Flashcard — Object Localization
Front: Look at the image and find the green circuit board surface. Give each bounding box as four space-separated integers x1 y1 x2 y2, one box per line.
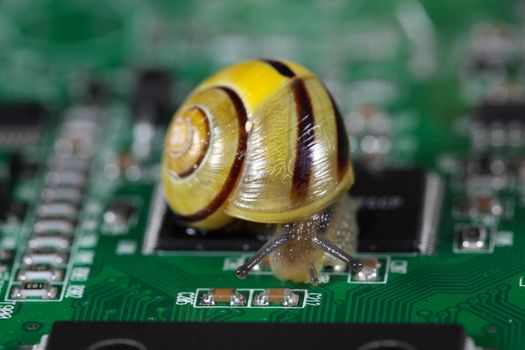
0 0 524 349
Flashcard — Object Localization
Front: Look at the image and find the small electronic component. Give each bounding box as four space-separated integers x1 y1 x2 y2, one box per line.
6 152 23 179
0 249 13 261
472 101 525 148
0 182 10 221
519 157 525 184
84 79 111 105
17 264 63 282
50 155 91 172
4 202 28 225
8 152 39 179
55 106 100 158
462 23 522 106
28 233 71 250
42 187 83 204
116 152 133 173
455 226 491 252
45 171 87 188
0 154 28 224
454 195 504 218
132 68 174 123
131 69 173 162
346 104 392 165
353 258 381 282
33 220 75 235
45 322 473 350
462 153 511 190
102 199 138 234
104 152 140 180
200 288 246 306
11 282 58 300
0 102 47 145
23 248 68 265
464 23 516 75
37 203 78 220
253 288 300 307
350 166 443 254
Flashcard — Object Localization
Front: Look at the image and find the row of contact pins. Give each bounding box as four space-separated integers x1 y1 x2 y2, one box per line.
10 107 100 300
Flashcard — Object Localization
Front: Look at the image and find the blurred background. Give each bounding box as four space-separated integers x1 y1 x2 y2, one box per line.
0 0 520 167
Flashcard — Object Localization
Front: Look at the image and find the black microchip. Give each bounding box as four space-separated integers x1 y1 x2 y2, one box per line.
131 69 174 124
0 183 10 221
0 102 46 128
474 101 525 126
350 166 442 254
0 102 47 144
155 204 267 251
85 79 112 104
465 152 505 176
466 53 520 75
0 153 30 223
7 152 36 180
46 322 469 350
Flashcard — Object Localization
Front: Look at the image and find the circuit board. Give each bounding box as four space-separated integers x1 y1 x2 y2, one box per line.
0 0 524 349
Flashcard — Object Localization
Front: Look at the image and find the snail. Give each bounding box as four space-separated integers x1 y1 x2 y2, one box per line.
161 59 362 284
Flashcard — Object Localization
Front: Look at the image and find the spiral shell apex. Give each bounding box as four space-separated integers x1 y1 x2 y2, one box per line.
162 59 354 229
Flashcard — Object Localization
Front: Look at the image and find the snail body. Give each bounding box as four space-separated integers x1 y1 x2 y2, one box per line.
162 59 361 283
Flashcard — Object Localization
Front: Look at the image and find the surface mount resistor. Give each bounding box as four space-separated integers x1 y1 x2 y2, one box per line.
200 288 246 306
11 282 58 300
28 233 71 250
33 220 75 235
253 288 299 307
23 248 68 265
17 264 63 282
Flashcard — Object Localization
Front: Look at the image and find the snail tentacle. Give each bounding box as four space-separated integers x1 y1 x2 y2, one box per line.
311 235 363 272
236 233 289 279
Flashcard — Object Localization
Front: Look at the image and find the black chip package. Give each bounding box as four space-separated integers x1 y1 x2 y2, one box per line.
474 101 525 126
46 322 469 350
0 102 47 144
0 182 10 221
132 68 174 124
149 204 267 252
147 166 443 254
0 102 46 127
350 166 443 254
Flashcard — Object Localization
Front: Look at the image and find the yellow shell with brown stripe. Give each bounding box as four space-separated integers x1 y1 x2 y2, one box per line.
161 59 354 229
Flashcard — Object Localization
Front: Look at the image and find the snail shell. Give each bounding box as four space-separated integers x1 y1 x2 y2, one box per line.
162 59 354 229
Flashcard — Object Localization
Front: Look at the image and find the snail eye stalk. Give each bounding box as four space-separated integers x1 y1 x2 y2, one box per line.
311 235 363 272
236 233 289 279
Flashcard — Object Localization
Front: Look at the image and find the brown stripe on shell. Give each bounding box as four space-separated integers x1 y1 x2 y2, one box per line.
326 91 350 180
174 86 248 222
291 78 315 203
261 59 296 78
176 106 211 178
